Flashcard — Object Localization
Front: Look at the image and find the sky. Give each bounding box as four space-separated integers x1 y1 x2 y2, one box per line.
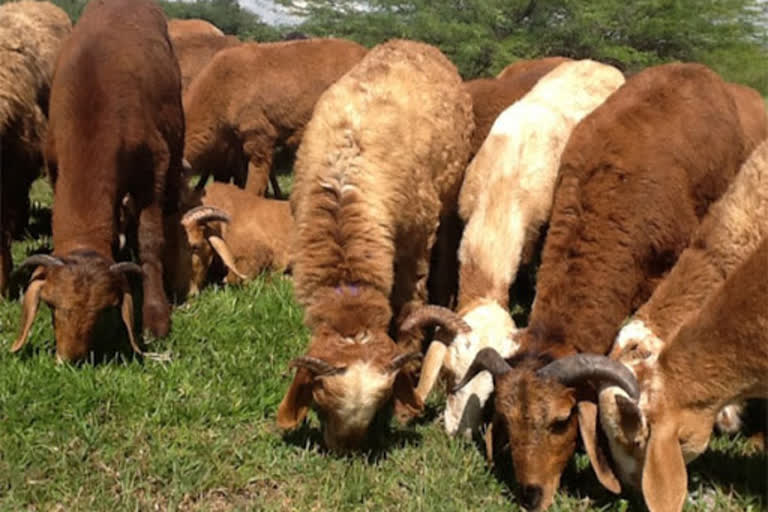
237 0 303 25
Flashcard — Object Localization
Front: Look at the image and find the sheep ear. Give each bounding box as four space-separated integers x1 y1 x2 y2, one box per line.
120 290 143 355
277 367 314 430
11 278 46 353
578 400 621 494
392 370 424 424
642 421 687 512
207 235 247 280
484 420 495 466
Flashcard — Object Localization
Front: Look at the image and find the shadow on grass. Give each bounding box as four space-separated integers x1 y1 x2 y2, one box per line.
281 401 424 463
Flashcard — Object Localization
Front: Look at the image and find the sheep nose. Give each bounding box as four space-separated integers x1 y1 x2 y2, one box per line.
520 484 542 510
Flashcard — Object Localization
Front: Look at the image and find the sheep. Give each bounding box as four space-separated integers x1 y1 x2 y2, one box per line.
596 138 768 490
0 1 71 297
183 38 367 197
465 57 571 156
170 31 240 91
496 56 572 81
276 39 473 452
402 60 625 439
167 18 223 38
578 234 768 512
11 0 184 361
164 182 294 300
452 63 749 511
727 82 768 153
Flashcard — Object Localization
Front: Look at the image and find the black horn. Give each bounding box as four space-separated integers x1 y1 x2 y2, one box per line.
452 347 512 393
18 254 64 268
401 305 471 337
387 352 423 373
110 262 144 276
290 356 345 377
536 354 640 399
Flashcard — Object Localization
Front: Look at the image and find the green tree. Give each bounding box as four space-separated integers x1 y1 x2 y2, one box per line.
279 0 768 92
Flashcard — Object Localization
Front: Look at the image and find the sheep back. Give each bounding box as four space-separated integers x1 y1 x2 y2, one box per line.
291 39 473 308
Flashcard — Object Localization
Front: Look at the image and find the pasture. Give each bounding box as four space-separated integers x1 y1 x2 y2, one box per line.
0 179 764 511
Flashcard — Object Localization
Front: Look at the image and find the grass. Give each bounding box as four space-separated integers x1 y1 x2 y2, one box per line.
0 179 765 511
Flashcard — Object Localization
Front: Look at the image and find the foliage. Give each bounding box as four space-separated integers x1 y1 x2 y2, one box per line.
278 0 768 92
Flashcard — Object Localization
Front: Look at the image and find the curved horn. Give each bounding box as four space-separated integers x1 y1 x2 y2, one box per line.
110 262 144 276
387 351 422 373
536 354 640 399
181 206 231 227
289 356 344 377
18 254 64 268
452 347 512 393
401 305 471 338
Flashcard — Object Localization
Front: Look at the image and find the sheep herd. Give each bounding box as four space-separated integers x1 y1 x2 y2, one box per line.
1 0 766 510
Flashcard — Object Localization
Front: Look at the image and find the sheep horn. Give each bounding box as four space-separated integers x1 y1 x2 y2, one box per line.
290 356 345 377
400 305 471 337
387 351 422 373
18 254 64 268
452 347 512 393
536 354 640 399
181 206 231 227
110 262 144 276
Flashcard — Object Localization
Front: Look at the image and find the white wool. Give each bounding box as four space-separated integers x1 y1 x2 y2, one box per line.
329 361 394 432
443 301 519 437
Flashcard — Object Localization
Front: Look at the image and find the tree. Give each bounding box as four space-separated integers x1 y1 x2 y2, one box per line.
278 0 768 92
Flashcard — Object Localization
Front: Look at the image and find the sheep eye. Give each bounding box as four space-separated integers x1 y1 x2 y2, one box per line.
550 413 572 433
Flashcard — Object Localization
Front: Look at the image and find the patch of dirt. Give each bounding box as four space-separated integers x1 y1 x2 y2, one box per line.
176 479 292 511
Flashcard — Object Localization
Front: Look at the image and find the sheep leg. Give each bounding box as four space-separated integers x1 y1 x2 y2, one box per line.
241 124 277 197
138 202 171 338
0 231 9 298
393 228 436 354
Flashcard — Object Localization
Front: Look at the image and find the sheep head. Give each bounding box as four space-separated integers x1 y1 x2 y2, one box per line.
277 285 423 452
402 300 518 437
11 252 143 362
165 206 245 299
456 347 639 511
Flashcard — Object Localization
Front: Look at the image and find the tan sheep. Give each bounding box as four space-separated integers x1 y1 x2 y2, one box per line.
496 56 573 80
167 18 223 38
277 39 473 452
0 0 71 297
183 38 367 197
727 82 768 153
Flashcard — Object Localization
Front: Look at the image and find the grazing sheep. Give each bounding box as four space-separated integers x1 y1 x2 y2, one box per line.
465 57 571 155
454 63 748 511
183 38 367 197
12 0 184 361
277 39 473 452
164 182 294 300
582 234 768 512
598 138 768 489
167 18 223 38
727 82 768 153
404 60 625 439
496 56 573 81
0 0 71 297
170 31 240 91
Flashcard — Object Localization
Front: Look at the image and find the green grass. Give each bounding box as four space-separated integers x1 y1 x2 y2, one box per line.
0 180 765 511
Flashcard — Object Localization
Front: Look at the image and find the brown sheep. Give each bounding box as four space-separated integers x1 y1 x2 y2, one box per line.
12 0 184 362
170 32 240 91
0 1 71 297
454 63 748 510
496 56 572 80
164 182 294 300
727 82 768 153
183 38 368 197
167 18 223 38
599 138 768 489
277 39 473 452
588 234 768 512
465 57 571 156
